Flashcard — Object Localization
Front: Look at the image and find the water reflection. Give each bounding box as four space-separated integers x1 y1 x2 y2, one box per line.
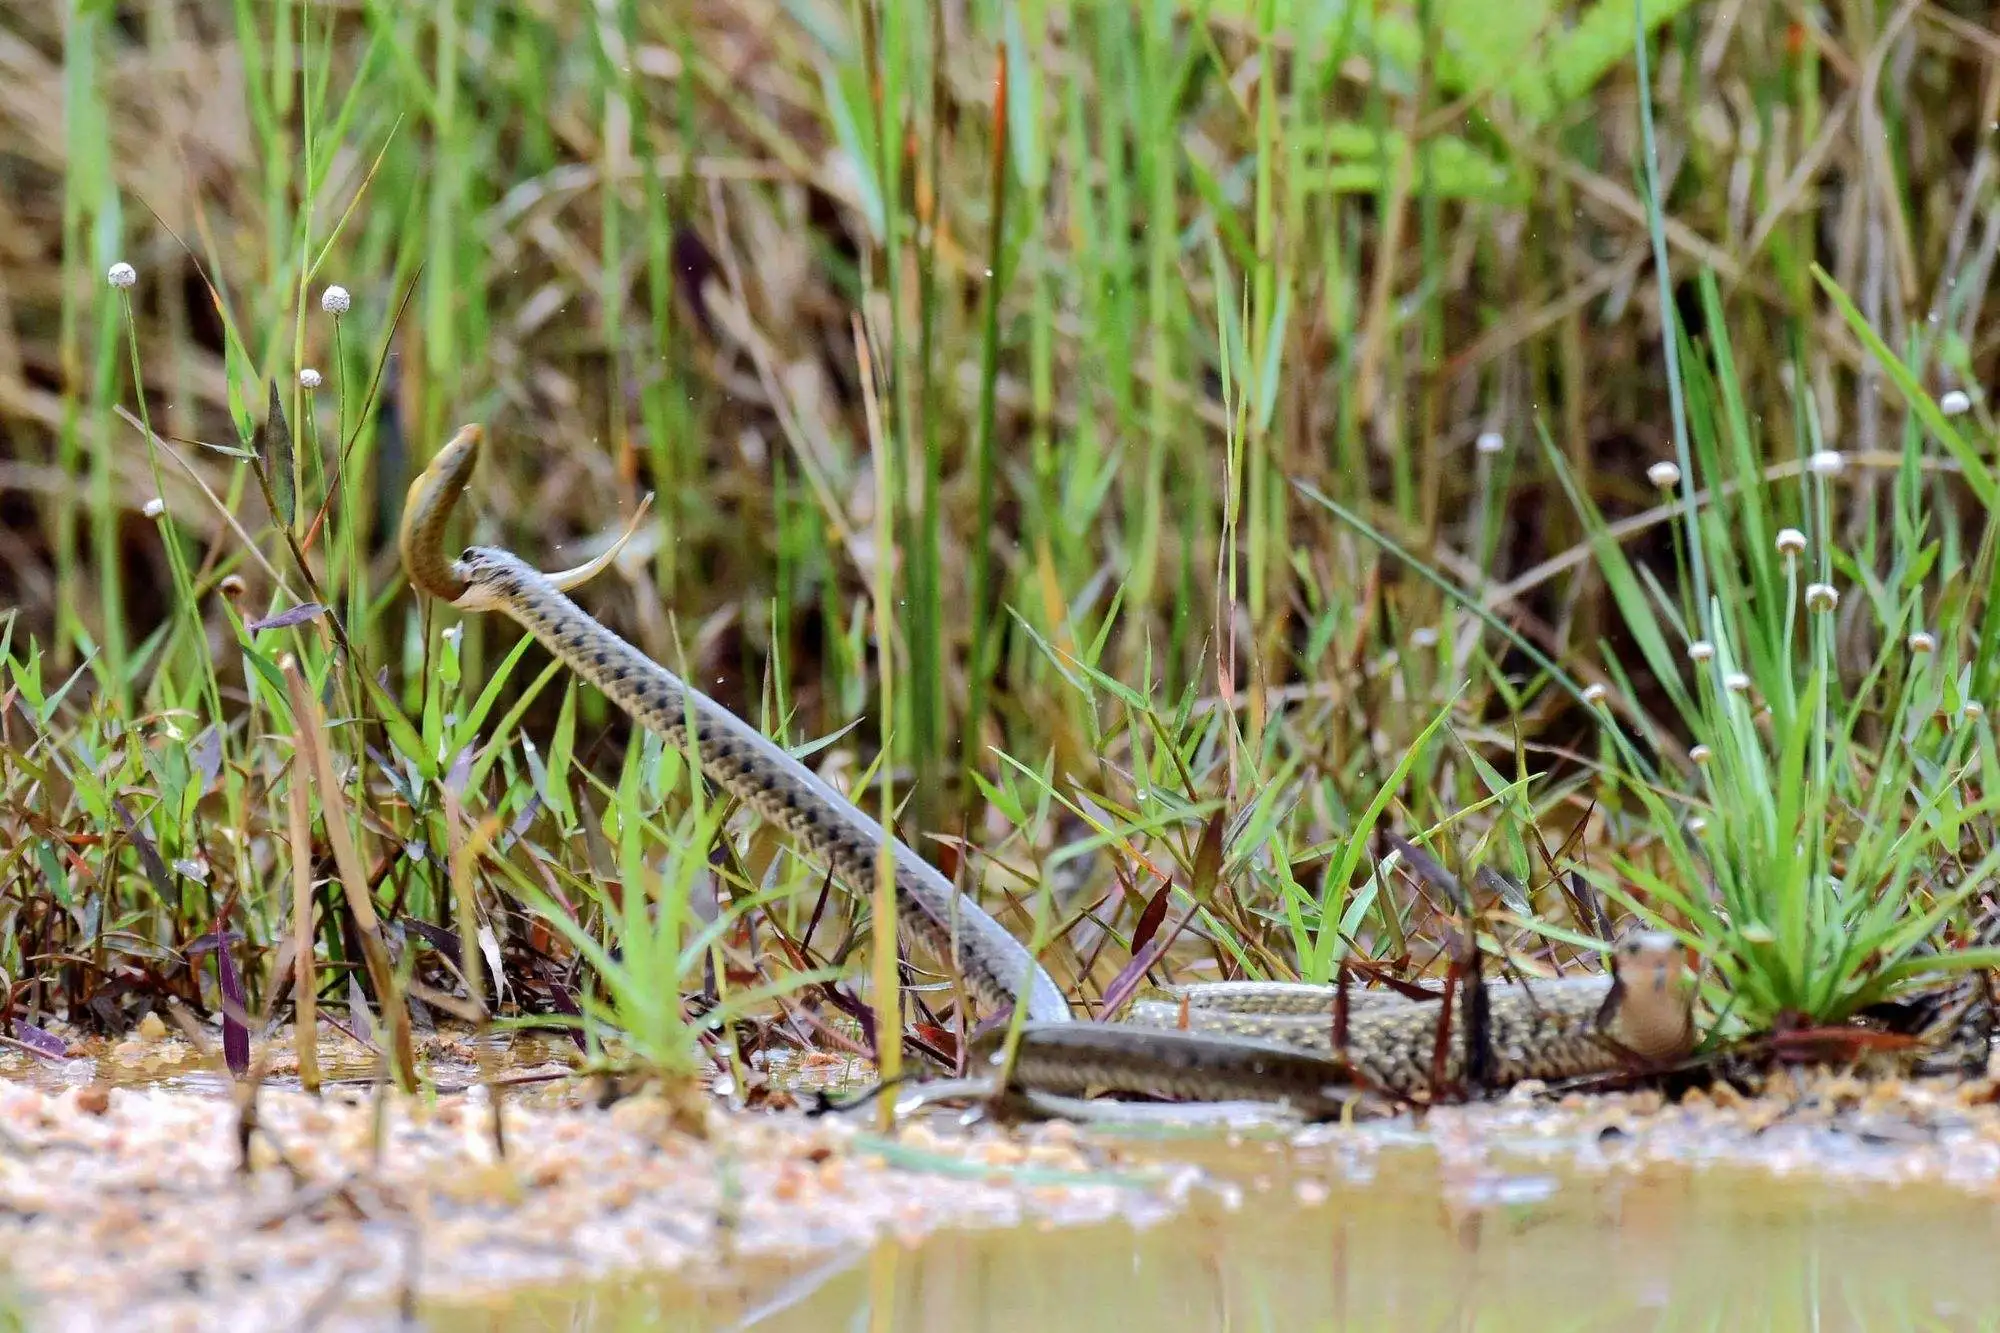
428 1137 2000 1332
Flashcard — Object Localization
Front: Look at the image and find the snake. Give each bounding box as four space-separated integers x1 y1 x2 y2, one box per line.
1113 934 1695 1098
401 425 1069 1026
400 425 1698 1115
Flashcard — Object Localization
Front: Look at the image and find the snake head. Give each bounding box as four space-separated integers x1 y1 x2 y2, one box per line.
401 423 655 608
1605 929 1696 1062
400 424 483 603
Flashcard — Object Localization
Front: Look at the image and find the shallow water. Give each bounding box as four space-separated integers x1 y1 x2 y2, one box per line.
425 1130 2000 1332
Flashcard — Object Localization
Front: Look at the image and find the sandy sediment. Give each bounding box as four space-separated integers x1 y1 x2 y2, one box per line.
0 1063 1206 1331
9 1033 2000 1331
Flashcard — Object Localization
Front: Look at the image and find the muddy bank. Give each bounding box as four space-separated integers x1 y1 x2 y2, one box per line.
8 1036 2000 1330
0 1037 1194 1332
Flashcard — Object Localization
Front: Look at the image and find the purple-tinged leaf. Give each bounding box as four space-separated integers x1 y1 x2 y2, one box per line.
185 928 247 955
190 725 222 789
1190 810 1226 896
1128 877 1173 959
545 980 587 1053
1100 895 1199 1019
367 744 418 806
671 226 722 335
1385 832 1469 914
245 602 327 633
7 1019 68 1060
499 791 543 853
346 976 376 1047
215 938 250 1077
255 380 295 529
402 917 462 967
190 923 251 1077
444 744 474 800
112 797 176 903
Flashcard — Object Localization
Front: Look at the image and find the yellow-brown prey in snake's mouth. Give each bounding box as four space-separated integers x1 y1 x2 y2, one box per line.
401 425 1698 1116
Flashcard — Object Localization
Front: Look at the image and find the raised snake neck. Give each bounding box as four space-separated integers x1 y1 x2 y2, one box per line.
400 425 1069 1025
401 425 1695 1108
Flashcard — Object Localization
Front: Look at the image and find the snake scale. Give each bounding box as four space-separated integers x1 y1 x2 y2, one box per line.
401 425 1697 1115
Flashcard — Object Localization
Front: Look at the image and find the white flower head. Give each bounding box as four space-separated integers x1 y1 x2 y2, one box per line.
1940 390 1973 418
1724 671 1751 693
1581 682 1609 706
1409 626 1440 649
299 367 322 390
107 261 137 289
320 285 352 316
1475 430 1506 455
1776 527 1807 557
1965 701 1987 723
1687 815 1709 835
1908 631 1936 655
1808 450 1845 477
1805 582 1839 613
1646 460 1682 490
1689 744 1712 765
1686 640 1716 664
142 497 165 519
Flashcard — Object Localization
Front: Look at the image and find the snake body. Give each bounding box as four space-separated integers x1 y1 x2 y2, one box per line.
402 425 1696 1112
981 1023 1362 1118
1119 934 1693 1099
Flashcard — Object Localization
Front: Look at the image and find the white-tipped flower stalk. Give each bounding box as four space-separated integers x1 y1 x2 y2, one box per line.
1646 460 1682 490
320 285 352 316
1805 582 1839 613
1965 701 1986 723
1689 744 1712 766
1940 389 1972 417
1409 626 1440 649
1686 640 1715 664
1475 430 1506 455
299 367 322 390
1808 450 1845 477
1776 527 1807 558
1723 671 1751 694
107 261 137 289
1581 682 1609 706
1908 631 1936 655
1687 815 1709 836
